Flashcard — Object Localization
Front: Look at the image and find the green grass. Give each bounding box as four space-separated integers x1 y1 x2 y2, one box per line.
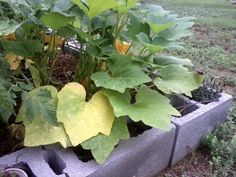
152 0 236 97
150 0 236 176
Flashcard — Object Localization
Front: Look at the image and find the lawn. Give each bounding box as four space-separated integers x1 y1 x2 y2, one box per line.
148 0 236 176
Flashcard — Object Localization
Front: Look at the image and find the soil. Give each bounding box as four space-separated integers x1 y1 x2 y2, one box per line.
156 147 212 177
51 52 78 89
0 123 24 157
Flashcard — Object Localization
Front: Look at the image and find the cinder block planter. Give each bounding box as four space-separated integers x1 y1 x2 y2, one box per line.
0 93 233 176
170 93 233 165
0 126 176 177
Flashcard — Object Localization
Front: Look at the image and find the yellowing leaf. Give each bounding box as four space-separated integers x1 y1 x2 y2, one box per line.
115 39 131 55
57 82 115 146
5 54 23 70
17 86 71 148
43 34 63 47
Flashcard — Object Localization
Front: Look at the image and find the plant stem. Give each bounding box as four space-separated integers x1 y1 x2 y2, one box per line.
125 41 134 55
20 73 31 85
138 46 146 56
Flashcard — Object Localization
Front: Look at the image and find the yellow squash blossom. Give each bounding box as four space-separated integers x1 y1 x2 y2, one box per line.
115 39 131 55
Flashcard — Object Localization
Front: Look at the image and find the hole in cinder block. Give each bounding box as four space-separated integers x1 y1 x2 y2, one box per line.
44 150 66 175
72 145 94 162
7 162 36 177
127 121 152 137
170 95 199 116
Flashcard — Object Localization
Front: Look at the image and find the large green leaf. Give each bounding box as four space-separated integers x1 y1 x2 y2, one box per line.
159 22 194 41
136 32 179 53
127 13 150 40
0 55 12 79
18 86 58 125
57 82 115 146
72 0 118 19
82 118 130 164
17 86 70 147
154 56 193 67
1 40 43 57
0 79 13 122
91 55 151 93
40 12 75 30
154 64 204 96
149 22 174 34
0 19 19 36
147 15 175 34
117 0 137 13
104 86 180 130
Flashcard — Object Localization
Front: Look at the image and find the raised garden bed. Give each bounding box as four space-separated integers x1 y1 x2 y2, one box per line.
0 93 232 177
170 93 233 165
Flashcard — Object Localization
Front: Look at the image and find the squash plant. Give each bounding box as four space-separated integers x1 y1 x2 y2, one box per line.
0 0 204 163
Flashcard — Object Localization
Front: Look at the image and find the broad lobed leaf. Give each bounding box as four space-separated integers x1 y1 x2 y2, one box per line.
91 55 151 93
104 86 180 130
154 64 204 96
57 82 115 146
17 86 71 147
82 118 130 164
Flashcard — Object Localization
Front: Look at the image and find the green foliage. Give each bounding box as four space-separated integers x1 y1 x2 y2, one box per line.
0 54 12 79
17 86 58 125
1 40 44 57
40 12 75 30
104 86 180 130
0 19 19 36
154 64 204 96
91 55 151 93
0 79 14 122
0 0 204 164
72 0 118 19
82 118 130 164
17 85 71 147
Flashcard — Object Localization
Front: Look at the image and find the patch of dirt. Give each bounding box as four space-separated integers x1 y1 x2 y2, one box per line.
0 123 24 157
210 68 236 97
156 148 212 177
213 68 236 78
192 24 210 35
51 53 78 88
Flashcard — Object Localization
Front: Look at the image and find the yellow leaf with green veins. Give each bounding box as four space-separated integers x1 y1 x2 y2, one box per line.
57 82 115 146
17 86 71 148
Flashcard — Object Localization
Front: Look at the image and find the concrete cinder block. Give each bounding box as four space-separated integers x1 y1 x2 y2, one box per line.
170 93 233 165
1 93 231 176
0 147 65 177
46 127 176 177
86 126 176 177
44 144 99 177
0 126 176 177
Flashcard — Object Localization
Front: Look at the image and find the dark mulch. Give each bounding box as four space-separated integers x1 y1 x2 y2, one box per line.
157 147 212 177
0 123 24 157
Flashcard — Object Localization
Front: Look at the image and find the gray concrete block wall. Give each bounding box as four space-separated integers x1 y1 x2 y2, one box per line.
0 127 176 177
170 93 233 165
87 126 176 177
0 93 232 177
0 147 65 177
